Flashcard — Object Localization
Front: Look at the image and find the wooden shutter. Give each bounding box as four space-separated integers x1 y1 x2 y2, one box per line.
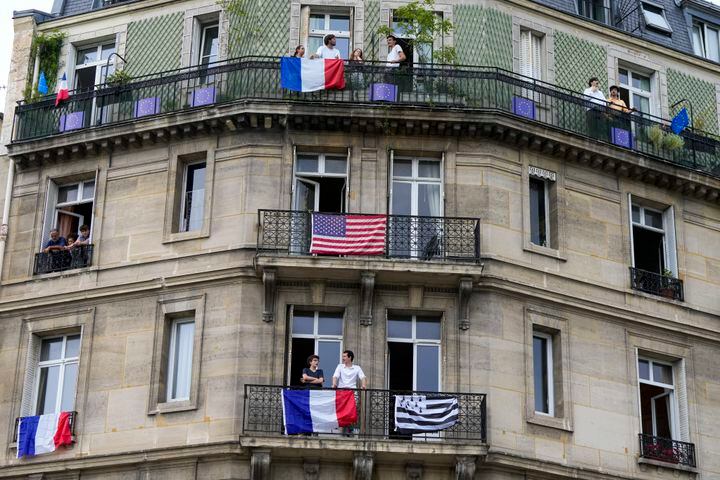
531 33 543 80
675 359 690 442
387 149 394 214
519 30 532 78
628 194 635 267
41 179 59 249
663 206 678 276
20 334 41 417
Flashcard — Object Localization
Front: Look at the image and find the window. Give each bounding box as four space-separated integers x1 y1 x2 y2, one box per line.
74 42 116 91
288 309 343 388
308 11 351 59
693 20 720 61
519 30 543 80
528 166 557 249
640 2 672 33
179 162 206 232
197 23 219 66
577 0 610 24
532 332 553 416
35 334 81 415
638 357 677 439
629 196 677 276
42 177 96 250
293 151 348 213
166 318 195 402
386 314 441 392
391 13 433 64
618 67 653 116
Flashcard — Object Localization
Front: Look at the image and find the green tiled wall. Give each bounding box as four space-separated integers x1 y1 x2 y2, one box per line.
364 0 381 61
125 12 183 77
667 69 718 134
554 31 607 91
228 1 290 57
454 6 512 69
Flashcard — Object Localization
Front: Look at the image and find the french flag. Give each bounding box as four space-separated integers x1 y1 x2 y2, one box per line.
282 389 357 434
17 412 73 458
55 73 69 106
280 57 345 92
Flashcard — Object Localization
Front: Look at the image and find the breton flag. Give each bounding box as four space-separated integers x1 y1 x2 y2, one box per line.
55 73 70 106
394 395 459 434
17 412 73 458
310 213 387 255
280 57 345 92
282 389 358 434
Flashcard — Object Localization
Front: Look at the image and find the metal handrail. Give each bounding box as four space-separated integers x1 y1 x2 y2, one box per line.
629 266 684 301
639 433 696 468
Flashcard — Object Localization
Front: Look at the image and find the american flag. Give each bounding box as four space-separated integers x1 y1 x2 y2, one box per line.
310 213 387 255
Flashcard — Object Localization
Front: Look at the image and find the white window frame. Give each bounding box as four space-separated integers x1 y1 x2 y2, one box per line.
166 317 195 402
307 10 352 60
33 334 80 415
577 0 611 24
288 308 344 387
532 331 554 416
197 22 219 66
519 30 543 80
42 177 97 249
692 20 720 61
74 42 116 89
390 156 444 217
386 315 442 392
529 174 551 248
618 66 654 116
637 357 679 439
628 195 677 276
640 2 672 33
179 161 207 233
292 151 349 212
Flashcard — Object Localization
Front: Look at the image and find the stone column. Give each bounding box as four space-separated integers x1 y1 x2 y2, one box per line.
251 449 271 480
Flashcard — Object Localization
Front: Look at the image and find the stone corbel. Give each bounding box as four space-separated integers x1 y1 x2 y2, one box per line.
405 463 423 480
251 449 271 480
359 271 375 326
458 276 473 330
353 452 374 480
303 458 320 480
262 269 277 323
455 456 476 480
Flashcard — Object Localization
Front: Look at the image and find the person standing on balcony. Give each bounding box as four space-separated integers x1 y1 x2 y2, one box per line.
386 35 406 67
292 45 306 58
332 350 367 389
313 34 342 59
42 228 67 253
74 224 91 247
349 48 365 96
301 354 325 388
583 77 609 141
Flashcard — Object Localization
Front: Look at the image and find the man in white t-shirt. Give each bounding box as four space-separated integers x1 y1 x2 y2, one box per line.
332 350 367 389
313 34 342 60
386 34 406 67
582 76 609 141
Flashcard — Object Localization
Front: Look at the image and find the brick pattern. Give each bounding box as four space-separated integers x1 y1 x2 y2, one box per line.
667 69 719 134
554 31 607 92
228 1 290 57
364 0 381 61
455 6 512 69
125 12 184 77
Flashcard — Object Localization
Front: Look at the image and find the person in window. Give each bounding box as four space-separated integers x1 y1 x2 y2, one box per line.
43 228 67 253
74 224 90 247
292 45 305 58
386 35 406 68
312 34 341 59
583 77 608 141
301 354 324 388
332 350 367 389
65 233 78 250
608 85 633 113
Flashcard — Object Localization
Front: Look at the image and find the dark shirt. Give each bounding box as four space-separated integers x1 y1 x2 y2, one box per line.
44 237 67 249
303 368 324 388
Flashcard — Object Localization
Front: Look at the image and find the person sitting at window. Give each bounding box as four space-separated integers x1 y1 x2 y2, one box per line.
42 228 67 253
74 224 90 247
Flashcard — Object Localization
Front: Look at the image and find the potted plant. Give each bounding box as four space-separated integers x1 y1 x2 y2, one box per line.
658 269 676 299
105 69 133 86
662 132 685 151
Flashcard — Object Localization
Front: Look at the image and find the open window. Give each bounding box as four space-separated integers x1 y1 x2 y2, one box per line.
305 9 352 59
42 178 96 248
577 0 611 24
628 195 677 276
640 2 672 34
287 307 344 388
72 40 117 126
693 20 720 61
638 357 677 440
292 149 349 213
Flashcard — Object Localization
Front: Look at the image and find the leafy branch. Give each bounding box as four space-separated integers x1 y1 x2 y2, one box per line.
23 31 66 102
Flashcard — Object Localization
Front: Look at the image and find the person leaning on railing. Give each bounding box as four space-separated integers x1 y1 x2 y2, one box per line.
608 85 636 132
583 77 609 142
42 228 67 253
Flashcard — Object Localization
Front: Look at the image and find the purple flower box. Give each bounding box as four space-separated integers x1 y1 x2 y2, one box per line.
368 83 397 102
191 87 216 107
512 96 535 120
58 112 84 132
611 127 633 148
134 97 161 118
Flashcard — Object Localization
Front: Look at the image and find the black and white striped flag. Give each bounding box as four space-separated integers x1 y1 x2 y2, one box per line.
394 394 459 434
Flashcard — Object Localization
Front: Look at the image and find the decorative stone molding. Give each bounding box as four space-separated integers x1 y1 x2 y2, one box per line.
353 452 374 480
408 285 424 309
310 281 326 305
262 269 277 322
359 271 375 326
455 456 476 480
303 459 320 480
458 277 473 330
251 449 271 480
406 463 423 480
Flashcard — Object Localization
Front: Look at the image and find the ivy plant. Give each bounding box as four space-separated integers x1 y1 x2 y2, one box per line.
24 31 66 102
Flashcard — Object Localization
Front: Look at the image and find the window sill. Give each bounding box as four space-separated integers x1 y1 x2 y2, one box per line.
162 229 209 244
523 242 567 261
148 399 197 415
526 414 573 432
32 266 97 279
638 457 698 474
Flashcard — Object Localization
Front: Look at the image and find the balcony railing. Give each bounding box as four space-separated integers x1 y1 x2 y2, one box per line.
629 267 684 301
257 210 480 262
13 411 77 443
639 434 696 468
12 57 720 178
33 244 94 275
243 385 487 442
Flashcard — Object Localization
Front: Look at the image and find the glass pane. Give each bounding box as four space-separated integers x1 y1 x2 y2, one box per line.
76 47 98 65
638 359 650 380
644 210 663 229
707 27 720 62
533 336 549 413
631 205 641 223
329 15 350 31
632 73 651 92
202 26 219 60
653 362 673 385
57 185 79 204
416 316 441 340
171 321 195 400
416 345 439 391
60 363 78 411
317 340 341 387
296 155 319 173
416 43 433 64
100 43 116 60
292 311 315 334
393 159 413 177
387 315 412 338
642 4 670 30
619 69 628 85
309 14 325 31
633 94 650 114
335 38 350 60
391 182 412 215
308 36 323 55
65 335 81 358
82 181 95 200
317 312 343 336
418 183 441 216
324 156 347 174
37 366 60 414
529 178 546 246
692 25 705 57
40 338 64 361
418 161 440 178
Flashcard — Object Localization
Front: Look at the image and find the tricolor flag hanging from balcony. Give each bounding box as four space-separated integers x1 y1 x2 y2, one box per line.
310 213 387 255
280 57 345 92
17 412 73 458
394 395 459 434
282 389 357 434
55 73 69 106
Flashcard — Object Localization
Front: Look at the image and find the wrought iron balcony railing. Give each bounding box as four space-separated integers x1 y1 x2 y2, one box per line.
13 411 77 443
243 385 487 442
629 267 684 301
11 57 720 179
639 434 696 468
257 210 480 262
34 244 94 275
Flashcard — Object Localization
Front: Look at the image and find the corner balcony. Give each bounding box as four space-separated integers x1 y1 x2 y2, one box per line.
638 434 696 469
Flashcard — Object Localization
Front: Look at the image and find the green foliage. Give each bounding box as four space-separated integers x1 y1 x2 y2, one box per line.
377 0 456 64
662 268 674 278
662 133 685 151
23 30 66 102
105 69 133 86
648 124 664 148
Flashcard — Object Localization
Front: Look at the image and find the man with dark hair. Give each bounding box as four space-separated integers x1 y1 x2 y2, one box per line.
332 350 367 389
74 224 91 246
386 34 406 67
301 354 324 388
314 34 341 59
583 76 608 140
42 228 67 253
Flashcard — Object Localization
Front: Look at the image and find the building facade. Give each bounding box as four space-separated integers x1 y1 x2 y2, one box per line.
0 0 719 479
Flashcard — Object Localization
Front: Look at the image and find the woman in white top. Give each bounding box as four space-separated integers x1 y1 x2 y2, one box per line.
386 35 406 67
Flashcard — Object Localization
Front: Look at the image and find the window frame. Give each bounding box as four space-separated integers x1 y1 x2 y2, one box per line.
390 156 444 217
519 29 544 80
41 174 98 252
197 22 219 66
618 66 654 116
287 308 344 388
532 331 554 416
307 10 352 60
165 317 196 402
637 356 679 439
73 41 117 90
640 1 673 33
576 0 611 24
529 176 550 248
627 194 678 277
178 160 207 233
692 20 720 61
33 334 81 415
386 314 442 392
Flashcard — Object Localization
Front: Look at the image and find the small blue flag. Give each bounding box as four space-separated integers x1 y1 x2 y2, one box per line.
671 107 689 134
37 72 48 95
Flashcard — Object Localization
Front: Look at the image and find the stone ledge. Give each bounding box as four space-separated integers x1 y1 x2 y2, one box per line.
638 456 699 474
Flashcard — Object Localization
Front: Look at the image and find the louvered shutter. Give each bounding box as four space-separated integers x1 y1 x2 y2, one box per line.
675 359 690 442
519 30 532 78
663 206 678 276
20 335 41 417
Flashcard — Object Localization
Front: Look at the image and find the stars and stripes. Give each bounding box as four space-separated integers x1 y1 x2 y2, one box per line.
310 213 387 255
394 394 459 434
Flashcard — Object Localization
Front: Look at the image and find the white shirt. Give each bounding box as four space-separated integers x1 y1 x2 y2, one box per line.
333 363 366 388
583 87 607 107
316 45 341 59
387 44 404 67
